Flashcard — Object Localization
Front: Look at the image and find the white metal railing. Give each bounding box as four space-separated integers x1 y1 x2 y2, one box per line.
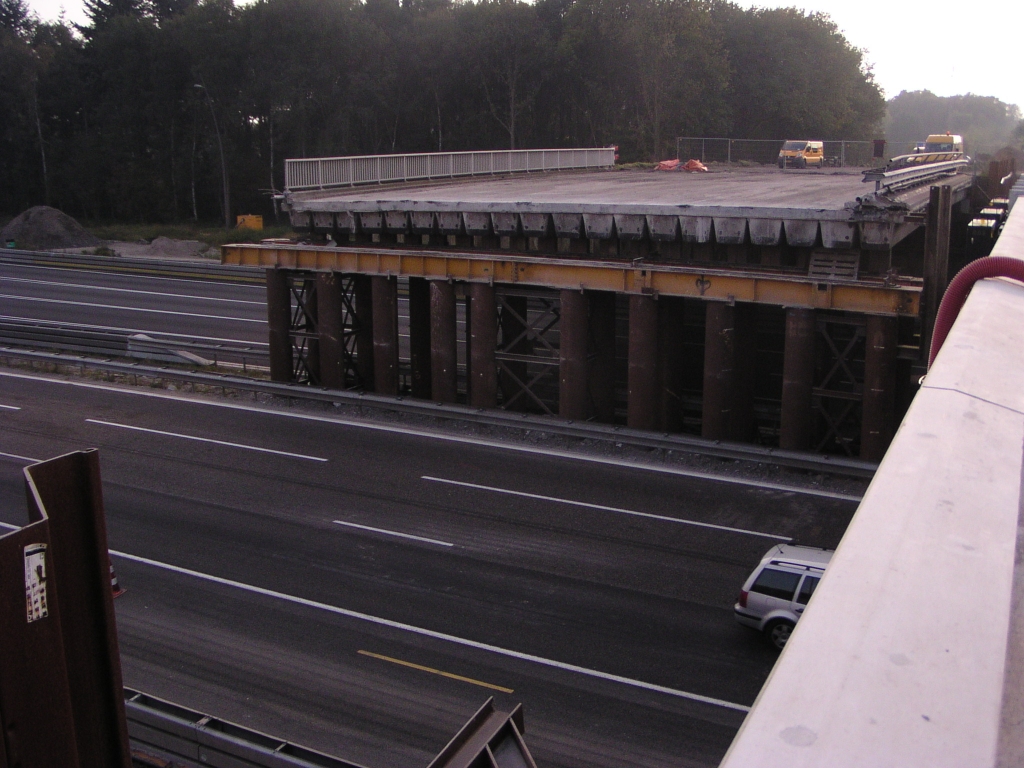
284 148 616 192
720 202 1024 766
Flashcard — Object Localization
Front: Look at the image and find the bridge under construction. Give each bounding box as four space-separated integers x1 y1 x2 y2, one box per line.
222 148 982 461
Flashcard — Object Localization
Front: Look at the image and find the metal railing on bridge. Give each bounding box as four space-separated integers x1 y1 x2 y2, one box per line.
284 148 617 192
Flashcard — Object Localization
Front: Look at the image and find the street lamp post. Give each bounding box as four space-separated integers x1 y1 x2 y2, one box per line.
194 82 231 230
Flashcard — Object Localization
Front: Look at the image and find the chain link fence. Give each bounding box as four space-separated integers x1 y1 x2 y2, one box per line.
675 137 885 168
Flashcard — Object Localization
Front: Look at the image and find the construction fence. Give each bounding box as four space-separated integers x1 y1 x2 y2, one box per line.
675 137 885 168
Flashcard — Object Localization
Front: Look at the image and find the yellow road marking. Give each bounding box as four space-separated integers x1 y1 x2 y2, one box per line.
358 650 513 693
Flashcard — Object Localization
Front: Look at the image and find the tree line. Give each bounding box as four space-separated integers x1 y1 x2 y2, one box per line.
0 0 886 224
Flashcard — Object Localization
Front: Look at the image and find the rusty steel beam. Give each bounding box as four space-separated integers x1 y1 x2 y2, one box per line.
861 315 899 461
559 290 589 420
779 307 816 451
702 302 735 440
627 294 659 430
225 245 920 316
429 280 458 403
265 268 292 382
588 291 617 423
658 296 686 433
468 283 498 408
371 275 399 395
316 273 343 389
408 277 432 399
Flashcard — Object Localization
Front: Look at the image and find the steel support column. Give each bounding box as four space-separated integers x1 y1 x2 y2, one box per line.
779 307 816 451
499 295 531 410
408 277 432 399
559 290 589 420
729 303 756 442
354 275 375 390
658 296 686 432
430 280 458 403
316 272 344 389
266 268 292 382
922 184 953 359
298 277 320 384
371 275 399 395
588 291 617 423
469 283 498 408
628 294 659 430
861 315 899 461
702 302 734 440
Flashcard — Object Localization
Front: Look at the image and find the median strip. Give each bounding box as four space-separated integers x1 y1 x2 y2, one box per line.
86 419 328 462
422 476 792 540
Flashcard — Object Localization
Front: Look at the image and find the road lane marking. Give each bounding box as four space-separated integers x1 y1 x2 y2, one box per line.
85 419 328 462
112 550 750 712
0 451 40 463
0 294 265 323
0 370 863 502
358 650 513 693
333 520 454 547
0 314 267 347
0 276 264 304
422 476 792 540
0 404 20 410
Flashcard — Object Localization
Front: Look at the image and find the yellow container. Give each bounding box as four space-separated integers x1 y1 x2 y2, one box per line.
236 215 264 231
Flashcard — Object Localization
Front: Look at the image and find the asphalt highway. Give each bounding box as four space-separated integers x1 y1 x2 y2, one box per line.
0 368 861 768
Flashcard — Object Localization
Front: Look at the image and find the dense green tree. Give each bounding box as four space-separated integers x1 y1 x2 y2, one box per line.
885 90 1021 157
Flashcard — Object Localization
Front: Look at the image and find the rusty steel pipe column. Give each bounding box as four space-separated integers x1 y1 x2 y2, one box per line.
316 272 344 389
779 307 816 451
861 314 899 461
702 302 735 440
266 268 292 382
469 282 498 408
627 294 659 430
559 289 589 420
430 280 458 403
354 274 375 390
371 275 399 395
408 277 432 399
588 290 617 423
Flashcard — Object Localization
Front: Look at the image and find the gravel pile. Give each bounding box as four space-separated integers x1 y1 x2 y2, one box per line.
1 206 101 251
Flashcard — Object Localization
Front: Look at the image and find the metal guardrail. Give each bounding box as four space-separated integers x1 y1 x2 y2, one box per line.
0 345 876 478
284 148 617 192
125 688 366 768
862 158 970 193
0 247 263 283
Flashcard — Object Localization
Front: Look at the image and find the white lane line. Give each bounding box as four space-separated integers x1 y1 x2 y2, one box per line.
85 419 328 462
0 294 265 323
0 450 40 462
333 520 454 547
0 262 263 290
422 476 792 540
0 404 20 410
0 371 862 501
0 314 267 347
112 550 749 712
0 276 264 304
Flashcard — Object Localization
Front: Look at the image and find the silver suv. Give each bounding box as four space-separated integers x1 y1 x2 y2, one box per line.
734 544 833 650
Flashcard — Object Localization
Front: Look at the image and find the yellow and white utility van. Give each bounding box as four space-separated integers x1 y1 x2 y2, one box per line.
778 140 824 169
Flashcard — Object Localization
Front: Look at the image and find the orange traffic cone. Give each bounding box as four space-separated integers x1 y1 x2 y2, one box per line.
110 559 125 598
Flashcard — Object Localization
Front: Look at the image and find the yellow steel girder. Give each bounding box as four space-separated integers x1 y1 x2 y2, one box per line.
222 244 920 316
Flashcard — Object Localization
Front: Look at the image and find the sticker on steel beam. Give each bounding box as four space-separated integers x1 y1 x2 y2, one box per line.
747 219 783 246
436 212 463 235
680 216 713 243
358 212 383 233
24 543 49 622
552 213 584 238
491 212 519 236
714 218 747 245
410 211 435 234
519 213 551 237
646 215 680 242
614 214 646 240
784 220 819 247
312 211 335 231
583 214 614 239
385 211 409 233
820 221 857 249
463 212 493 236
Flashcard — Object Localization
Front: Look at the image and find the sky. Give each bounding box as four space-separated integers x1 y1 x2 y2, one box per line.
24 0 1023 114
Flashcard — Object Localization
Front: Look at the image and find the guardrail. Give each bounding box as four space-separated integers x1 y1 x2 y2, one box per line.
0 247 262 283
284 148 617 192
719 203 1024 765
861 157 970 194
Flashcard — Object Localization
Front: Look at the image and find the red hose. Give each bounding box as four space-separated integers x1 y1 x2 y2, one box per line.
929 256 1024 368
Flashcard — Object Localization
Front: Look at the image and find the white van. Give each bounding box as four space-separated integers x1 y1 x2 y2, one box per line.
734 544 833 649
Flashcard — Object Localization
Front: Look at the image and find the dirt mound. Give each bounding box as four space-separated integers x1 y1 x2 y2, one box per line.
1 206 101 251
